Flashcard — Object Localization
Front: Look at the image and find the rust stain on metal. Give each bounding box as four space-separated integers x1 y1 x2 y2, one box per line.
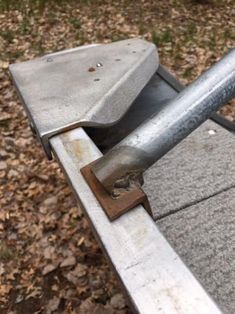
61 132 93 161
81 159 152 221
88 67 96 72
73 140 84 157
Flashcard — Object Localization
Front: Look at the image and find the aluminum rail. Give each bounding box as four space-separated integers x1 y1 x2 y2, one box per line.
50 127 222 314
92 49 235 194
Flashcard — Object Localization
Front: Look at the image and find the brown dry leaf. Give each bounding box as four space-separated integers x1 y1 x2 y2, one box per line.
0 113 11 121
110 293 126 310
42 264 57 276
0 1 234 313
45 296 60 314
60 256 76 268
25 286 42 300
0 161 7 170
0 60 9 69
0 284 12 296
79 298 114 314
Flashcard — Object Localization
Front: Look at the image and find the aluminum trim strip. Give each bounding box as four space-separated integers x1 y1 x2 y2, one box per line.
50 127 222 314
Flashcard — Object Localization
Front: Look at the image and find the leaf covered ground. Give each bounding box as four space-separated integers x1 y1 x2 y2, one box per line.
0 0 234 313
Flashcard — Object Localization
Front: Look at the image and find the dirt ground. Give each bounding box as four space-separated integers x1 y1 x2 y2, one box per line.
0 0 234 313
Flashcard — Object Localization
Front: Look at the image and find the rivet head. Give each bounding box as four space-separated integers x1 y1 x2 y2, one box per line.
96 62 103 67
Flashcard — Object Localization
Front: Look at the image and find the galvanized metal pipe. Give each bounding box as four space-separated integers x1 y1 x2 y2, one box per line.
92 49 235 194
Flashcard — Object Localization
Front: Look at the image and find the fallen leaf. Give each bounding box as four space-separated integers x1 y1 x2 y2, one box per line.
60 256 76 268
0 161 7 170
45 296 60 314
42 264 57 276
0 60 9 69
110 293 126 310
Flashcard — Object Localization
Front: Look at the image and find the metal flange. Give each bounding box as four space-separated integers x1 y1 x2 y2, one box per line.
10 39 159 158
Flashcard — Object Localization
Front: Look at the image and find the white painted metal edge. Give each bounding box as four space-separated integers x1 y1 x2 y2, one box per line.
50 127 222 314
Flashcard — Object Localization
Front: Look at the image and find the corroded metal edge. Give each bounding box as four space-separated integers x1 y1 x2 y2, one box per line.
81 159 152 221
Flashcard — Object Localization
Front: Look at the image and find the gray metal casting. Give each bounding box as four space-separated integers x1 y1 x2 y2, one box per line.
92 49 235 194
10 39 159 158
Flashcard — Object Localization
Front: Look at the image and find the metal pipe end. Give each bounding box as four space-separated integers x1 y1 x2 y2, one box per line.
91 146 148 195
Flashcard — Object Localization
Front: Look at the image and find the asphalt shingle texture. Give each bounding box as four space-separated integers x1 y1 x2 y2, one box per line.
144 120 235 219
144 120 235 313
157 188 235 314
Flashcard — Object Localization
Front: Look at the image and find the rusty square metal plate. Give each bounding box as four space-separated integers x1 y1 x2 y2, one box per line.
81 160 152 221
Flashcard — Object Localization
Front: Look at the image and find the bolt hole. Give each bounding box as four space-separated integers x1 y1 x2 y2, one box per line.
132 51 136 53
127 43 131 46
115 58 121 61
94 78 100 82
47 57 53 62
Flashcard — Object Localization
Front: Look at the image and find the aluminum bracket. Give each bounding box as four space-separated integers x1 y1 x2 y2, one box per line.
10 39 159 158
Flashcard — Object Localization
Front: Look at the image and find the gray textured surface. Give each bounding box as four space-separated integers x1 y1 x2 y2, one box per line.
157 188 235 314
148 119 235 313
144 120 235 219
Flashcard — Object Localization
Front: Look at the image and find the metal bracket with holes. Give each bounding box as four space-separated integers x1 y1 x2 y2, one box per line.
9 39 158 159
